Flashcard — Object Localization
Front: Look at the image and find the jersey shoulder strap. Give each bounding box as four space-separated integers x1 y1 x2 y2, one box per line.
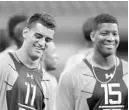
83 58 92 71
8 52 21 72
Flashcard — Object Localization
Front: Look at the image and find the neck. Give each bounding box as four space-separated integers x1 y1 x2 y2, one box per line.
92 49 116 69
16 47 40 69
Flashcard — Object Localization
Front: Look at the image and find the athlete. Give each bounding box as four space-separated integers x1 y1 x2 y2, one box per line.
63 16 94 73
55 13 128 110
15 19 58 110
0 12 57 110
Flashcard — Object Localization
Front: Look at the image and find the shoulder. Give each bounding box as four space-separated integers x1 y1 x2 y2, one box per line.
42 68 57 86
0 52 18 83
0 52 15 70
66 53 85 65
121 59 128 65
121 59 128 75
121 59 128 87
63 53 86 74
67 48 93 64
60 59 93 85
64 49 93 72
65 56 93 75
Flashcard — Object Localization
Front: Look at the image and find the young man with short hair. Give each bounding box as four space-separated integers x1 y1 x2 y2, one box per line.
0 12 57 110
56 13 128 110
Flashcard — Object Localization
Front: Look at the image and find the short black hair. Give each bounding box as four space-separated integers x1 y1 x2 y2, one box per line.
0 29 9 52
8 14 27 38
83 17 94 41
93 13 119 31
14 21 27 48
27 13 57 31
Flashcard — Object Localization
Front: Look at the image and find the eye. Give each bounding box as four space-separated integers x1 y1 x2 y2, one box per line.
101 32 108 36
45 38 52 43
113 32 119 36
34 33 43 39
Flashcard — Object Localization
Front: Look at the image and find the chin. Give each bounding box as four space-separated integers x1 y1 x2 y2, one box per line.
35 52 43 57
31 56 39 61
102 51 115 57
31 54 41 61
101 47 116 56
46 67 56 71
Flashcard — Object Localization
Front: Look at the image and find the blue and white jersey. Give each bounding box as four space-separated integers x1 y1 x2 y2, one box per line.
0 52 57 110
56 56 128 110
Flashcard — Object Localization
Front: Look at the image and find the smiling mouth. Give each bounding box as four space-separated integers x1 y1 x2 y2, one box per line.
104 44 115 49
36 47 45 51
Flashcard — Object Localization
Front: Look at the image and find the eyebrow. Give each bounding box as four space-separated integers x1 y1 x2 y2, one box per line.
101 30 118 33
35 33 44 37
35 33 53 40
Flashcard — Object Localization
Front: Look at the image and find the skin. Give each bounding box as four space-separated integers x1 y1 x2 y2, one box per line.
16 22 55 68
90 23 119 69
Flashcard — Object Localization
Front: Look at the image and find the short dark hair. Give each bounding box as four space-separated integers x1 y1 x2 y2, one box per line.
8 14 27 38
83 17 94 41
27 13 57 31
93 13 118 31
14 21 27 48
0 29 9 52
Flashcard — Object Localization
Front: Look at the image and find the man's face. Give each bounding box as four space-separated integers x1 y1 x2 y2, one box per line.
24 23 55 60
44 42 58 71
93 23 119 57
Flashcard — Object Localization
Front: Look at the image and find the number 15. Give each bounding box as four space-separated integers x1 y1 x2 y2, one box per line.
101 83 122 105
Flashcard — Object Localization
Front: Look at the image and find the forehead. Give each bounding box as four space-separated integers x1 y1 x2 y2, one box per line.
31 22 55 38
97 23 118 32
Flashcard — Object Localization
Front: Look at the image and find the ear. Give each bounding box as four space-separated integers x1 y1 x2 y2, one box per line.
22 27 29 39
90 31 95 42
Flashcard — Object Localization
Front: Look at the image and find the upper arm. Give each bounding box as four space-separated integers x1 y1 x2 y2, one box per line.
122 60 128 87
0 54 18 91
55 72 75 110
0 54 18 109
122 59 128 75
49 76 57 110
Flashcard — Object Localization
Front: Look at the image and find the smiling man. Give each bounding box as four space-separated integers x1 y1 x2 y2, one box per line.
0 13 57 110
56 13 128 110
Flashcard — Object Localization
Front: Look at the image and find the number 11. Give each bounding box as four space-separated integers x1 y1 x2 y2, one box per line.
25 82 36 106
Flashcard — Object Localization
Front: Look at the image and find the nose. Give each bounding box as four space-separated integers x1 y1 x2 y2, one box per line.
107 33 115 42
38 38 46 48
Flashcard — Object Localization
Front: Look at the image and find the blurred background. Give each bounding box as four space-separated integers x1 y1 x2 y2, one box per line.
0 1 128 80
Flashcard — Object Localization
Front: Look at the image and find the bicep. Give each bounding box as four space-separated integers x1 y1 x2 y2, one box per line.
122 60 128 87
0 64 18 92
123 73 128 88
55 73 75 110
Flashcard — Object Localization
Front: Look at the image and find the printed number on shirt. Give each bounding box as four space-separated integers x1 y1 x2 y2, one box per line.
101 83 121 105
25 82 36 106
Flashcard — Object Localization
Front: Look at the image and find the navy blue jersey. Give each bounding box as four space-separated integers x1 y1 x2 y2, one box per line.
3 52 45 110
56 57 128 110
84 59 128 110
